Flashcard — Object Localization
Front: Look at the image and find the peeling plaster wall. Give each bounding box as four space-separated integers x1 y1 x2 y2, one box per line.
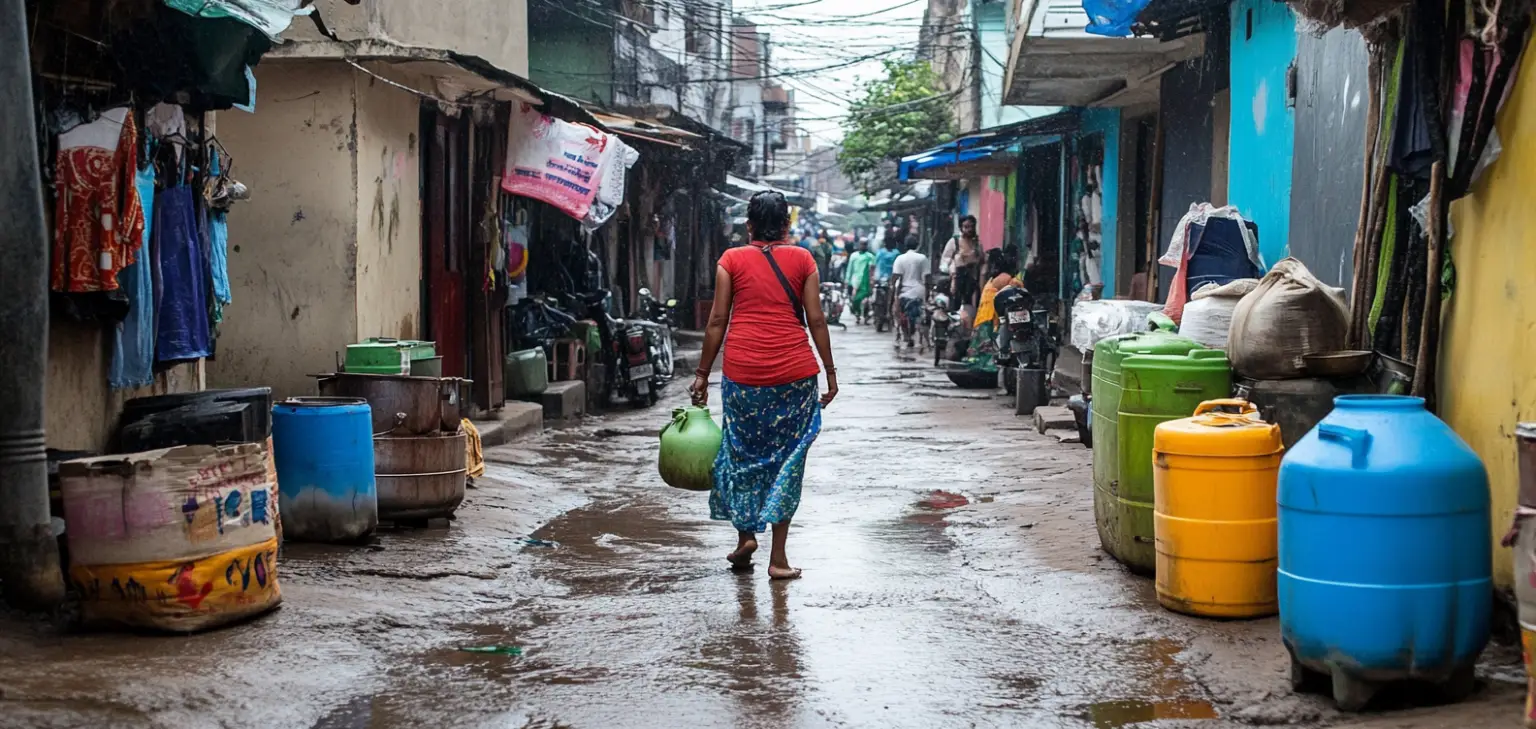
353 73 422 342
213 62 360 398
290 0 529 77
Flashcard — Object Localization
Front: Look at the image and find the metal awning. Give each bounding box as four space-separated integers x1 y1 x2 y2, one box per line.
588 110 700 149
898 111 1079 182
1002 0 1204 107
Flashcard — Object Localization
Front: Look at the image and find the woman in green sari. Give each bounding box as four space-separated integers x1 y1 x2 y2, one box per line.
845 240 876 324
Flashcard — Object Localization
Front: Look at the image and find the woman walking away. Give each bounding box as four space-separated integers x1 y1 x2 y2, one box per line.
691 191 839 581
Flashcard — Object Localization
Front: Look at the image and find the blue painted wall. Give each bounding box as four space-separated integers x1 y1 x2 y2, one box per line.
1228 0 1298 268
1080 108 1120 294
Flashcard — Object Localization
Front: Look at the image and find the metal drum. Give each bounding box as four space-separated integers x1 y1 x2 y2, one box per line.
272 397 377 542
316 373 464 435
374 433 468 521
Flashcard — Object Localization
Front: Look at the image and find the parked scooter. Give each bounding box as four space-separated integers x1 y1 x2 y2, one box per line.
821 282 848 329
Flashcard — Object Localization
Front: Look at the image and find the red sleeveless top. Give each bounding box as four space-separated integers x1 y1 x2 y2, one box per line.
718 242 822 387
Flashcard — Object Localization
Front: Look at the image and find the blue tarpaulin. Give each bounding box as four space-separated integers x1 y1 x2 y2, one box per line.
897 110 1079 182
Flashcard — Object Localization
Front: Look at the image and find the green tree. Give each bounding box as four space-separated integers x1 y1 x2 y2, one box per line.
838 60 955 194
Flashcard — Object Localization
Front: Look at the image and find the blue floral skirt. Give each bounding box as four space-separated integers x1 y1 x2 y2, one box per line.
710 376 822 533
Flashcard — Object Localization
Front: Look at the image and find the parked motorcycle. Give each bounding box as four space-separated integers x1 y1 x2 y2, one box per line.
872 281 893 333
993 285 1055 371
567 290 664 407
929 293 952 367
636 287 678 386
821 282 848 329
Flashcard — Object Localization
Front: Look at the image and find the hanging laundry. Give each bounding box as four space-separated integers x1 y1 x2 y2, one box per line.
111 164 160 390
208 153 233 320
162 0 313 40
53 108 145 293
154 185 212 362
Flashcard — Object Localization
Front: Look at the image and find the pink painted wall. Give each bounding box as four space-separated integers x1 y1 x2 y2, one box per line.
978 176 1007 251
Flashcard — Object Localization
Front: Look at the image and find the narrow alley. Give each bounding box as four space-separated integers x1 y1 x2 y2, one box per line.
0 326 1521 728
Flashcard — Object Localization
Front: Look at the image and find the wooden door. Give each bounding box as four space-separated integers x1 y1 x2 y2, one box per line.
422 107 468 378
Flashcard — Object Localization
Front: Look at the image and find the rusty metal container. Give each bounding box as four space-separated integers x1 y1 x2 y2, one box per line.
374 432 467 520
316 373 466 435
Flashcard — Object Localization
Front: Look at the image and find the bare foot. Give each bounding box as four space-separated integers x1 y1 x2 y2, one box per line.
727 538 757 568
767 564 802 580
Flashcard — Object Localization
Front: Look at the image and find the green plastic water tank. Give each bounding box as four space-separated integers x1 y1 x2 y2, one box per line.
1091 319 1200 567
1114 348 1232 573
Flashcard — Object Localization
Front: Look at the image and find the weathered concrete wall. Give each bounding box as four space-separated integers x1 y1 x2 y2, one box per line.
292 0 529 77
45 322 201 452
213 62 360 399
353 71 422 342
1441 32 1536 593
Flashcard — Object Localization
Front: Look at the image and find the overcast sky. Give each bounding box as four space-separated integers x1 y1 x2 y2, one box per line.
733 0 930 146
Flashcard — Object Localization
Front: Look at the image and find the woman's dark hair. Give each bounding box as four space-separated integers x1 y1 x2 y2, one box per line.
747 191 790 242
960 215 979 229
988 246 1020 275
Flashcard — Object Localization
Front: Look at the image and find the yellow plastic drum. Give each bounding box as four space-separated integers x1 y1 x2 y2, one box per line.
1153 399 1284 618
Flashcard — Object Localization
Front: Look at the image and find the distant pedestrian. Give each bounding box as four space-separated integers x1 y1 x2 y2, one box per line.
812 232 834 282
890 235 930 348
875 239 900 283
941 215 983 308
691 190 839 581
845 240 876 325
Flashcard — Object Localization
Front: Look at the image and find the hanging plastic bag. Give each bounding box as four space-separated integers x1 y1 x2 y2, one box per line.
1082 0 1154 37
1226 258 1349 380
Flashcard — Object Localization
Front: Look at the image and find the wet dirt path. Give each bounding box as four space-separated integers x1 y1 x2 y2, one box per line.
334 327 1267 729
0 326 1523 728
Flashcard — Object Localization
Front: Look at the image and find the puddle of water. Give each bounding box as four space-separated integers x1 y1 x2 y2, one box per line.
1082 698 1219 728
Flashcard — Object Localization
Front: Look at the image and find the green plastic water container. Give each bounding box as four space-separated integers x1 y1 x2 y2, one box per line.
505 348 549 397
1091 318 1201 569
1114 348 1232 573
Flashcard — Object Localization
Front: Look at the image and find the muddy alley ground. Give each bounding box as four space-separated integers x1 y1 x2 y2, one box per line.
0 326 1525 729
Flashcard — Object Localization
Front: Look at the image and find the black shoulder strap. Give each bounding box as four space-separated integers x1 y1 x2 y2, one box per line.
760 245 808 328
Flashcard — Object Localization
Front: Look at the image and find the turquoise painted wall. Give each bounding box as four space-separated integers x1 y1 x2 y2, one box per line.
1081 108 1120 294
976 0 1056 129
1228 0 1298 268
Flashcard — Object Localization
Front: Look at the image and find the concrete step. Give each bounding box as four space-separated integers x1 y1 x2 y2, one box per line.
1033 405 1076 434
536 380 586 422
474 401 544 448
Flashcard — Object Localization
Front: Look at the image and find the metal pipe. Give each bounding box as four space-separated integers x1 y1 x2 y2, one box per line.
0 0 65 610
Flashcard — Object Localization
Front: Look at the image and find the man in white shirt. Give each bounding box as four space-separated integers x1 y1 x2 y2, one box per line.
889 236 931 348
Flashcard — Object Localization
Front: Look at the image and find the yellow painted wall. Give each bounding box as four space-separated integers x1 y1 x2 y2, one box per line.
353 70 422 342
212 62 360 399
1440 33 1536 592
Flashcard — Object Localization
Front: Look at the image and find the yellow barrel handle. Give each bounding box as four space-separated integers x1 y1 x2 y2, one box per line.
1193 398 1258 417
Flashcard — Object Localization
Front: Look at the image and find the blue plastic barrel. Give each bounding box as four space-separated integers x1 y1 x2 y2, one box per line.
272 397 378 542
1278 395 1490 710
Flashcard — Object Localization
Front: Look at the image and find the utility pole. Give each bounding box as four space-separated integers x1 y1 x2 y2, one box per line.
0 0 65 610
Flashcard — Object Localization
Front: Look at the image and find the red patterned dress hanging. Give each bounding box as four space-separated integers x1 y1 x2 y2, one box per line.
52 107 145 292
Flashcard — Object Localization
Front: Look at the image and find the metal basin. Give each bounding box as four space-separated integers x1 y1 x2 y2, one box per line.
374 432 467 520
316 373 466 435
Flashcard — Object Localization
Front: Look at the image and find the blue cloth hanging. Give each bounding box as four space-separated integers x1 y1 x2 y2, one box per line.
111 165 159 389
154 184 212 362
209 153 232 319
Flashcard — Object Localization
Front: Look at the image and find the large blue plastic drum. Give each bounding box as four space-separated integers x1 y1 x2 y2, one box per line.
1279 395 1490 711
272 397 378 542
